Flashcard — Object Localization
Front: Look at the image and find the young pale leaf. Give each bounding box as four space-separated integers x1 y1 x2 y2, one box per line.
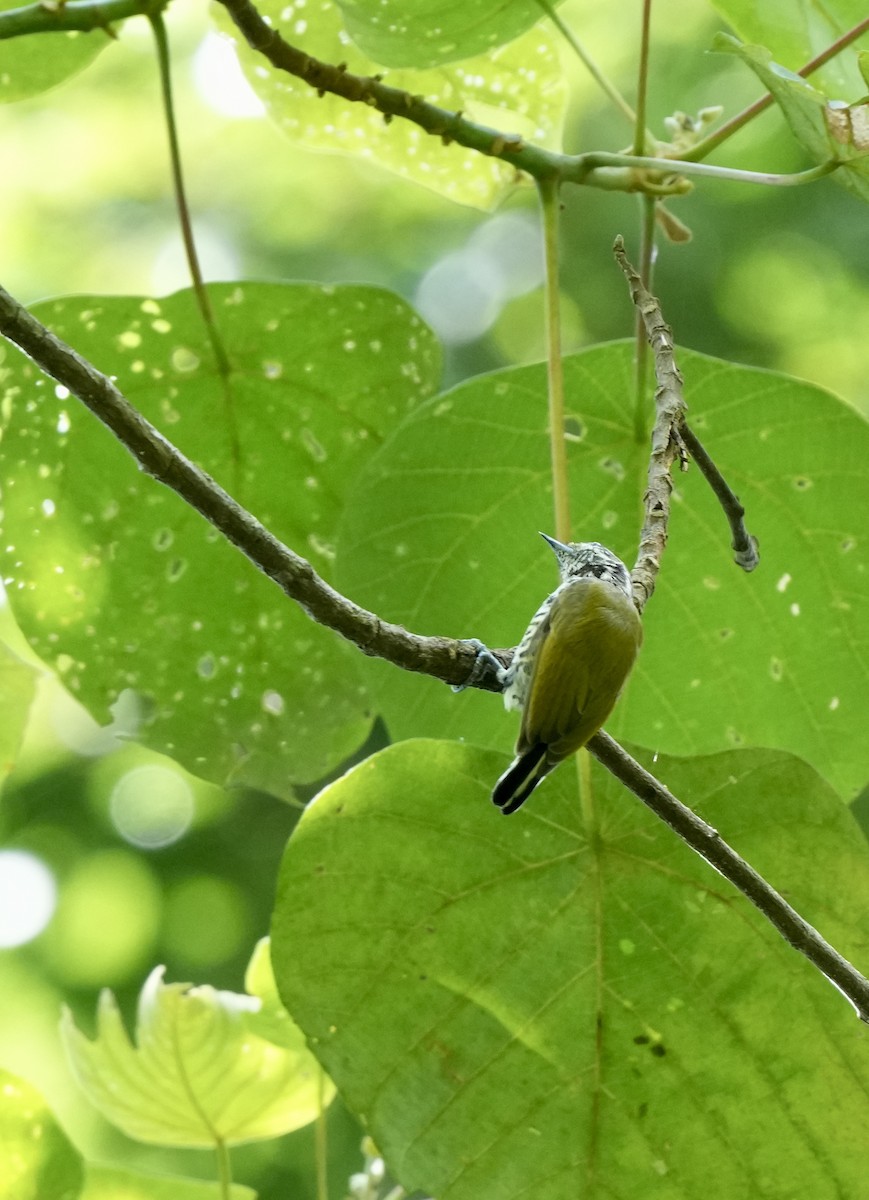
216 0 566 210
272 738 869 1200
334 0 567 68
61 966 329 1146
0 1068 83 1200
716 35 869 202
0 283 439 791
0 642 40 789
335 341 869 800
82 1164 255 1200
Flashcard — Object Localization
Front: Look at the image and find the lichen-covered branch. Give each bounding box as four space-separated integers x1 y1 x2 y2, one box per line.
613 236 760 607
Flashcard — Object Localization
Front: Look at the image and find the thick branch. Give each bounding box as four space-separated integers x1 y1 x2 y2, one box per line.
0 285 506 693
590 732 869 1022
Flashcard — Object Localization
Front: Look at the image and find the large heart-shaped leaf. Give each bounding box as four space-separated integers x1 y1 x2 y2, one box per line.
0 283 440 790
272 738 869 1200
335 342 869 799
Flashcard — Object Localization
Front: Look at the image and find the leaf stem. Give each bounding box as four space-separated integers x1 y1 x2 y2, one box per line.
315 1068 328 1200
0 0 166 38
538 176 571 541
215 1137 233 1200
633 0 653 156
149 13 232 382
534 0 636 125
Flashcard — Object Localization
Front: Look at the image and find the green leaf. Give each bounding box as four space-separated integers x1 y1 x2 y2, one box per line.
334 0 566 68
272 738 869 1200
82 1164 255 1200
335 342 869 799
708 0 869 91
0 0 105 103
0 283 440 789
217 0 566 210
243 936 336 1111
61 966 329 1147
0 1068 83 1200
0 640 40 787
715 34 869 201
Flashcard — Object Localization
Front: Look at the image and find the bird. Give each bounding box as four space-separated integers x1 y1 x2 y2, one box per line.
491 534 642 815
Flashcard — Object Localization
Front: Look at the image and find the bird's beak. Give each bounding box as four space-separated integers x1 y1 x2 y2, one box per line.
539 531 570 555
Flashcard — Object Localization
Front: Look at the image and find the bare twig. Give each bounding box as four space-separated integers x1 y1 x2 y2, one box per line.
0 284 507 694
680 424 760 571
589 732 869 1022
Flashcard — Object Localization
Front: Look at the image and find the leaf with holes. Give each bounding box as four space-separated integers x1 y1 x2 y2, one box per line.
336 341 869 800
217 0 566 210
272 737 869 1200
334 0 568 68
0 283 440 790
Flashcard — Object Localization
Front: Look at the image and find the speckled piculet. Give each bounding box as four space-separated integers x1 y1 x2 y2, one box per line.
492 534 643 815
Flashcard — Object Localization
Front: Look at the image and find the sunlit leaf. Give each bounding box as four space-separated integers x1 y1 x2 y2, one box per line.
336 342 869 799
0 1068 83 1200
0 0 106 104
0 283 440 790
61 966 328 1146
335 0 567 68
218 0 566 210
82 1164 254 1200
0 640 40 788
272 737 869 1200
243 937 336 1123
716 35 869 202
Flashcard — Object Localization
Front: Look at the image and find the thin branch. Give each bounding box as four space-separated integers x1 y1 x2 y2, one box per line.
0 284 506 694
684 15 869 163
613 237 761 594
680 424 760 571
589 731 869 1023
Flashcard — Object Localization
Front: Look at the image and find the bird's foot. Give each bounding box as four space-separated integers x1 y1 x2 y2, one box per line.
451 638 508 693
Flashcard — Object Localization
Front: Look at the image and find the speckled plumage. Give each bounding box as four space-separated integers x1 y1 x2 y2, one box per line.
493 536 641 815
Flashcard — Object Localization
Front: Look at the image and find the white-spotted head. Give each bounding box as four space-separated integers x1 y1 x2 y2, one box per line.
540 533 633 597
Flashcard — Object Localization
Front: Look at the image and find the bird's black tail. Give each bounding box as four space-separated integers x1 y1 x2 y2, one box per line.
492 743 550 815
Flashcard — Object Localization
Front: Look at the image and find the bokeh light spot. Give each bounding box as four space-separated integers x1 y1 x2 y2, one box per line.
109 764 195 849
0 851 57 948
